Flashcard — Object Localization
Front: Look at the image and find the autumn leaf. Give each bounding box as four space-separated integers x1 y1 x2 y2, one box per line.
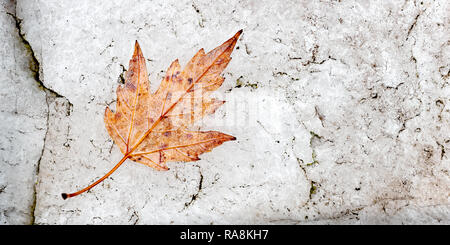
62 30 242 199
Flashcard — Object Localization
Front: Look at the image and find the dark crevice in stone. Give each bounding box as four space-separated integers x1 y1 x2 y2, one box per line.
6 4 72 224
406 12 421 41
184 166 204 209
6 10 72 106
117 64 127 84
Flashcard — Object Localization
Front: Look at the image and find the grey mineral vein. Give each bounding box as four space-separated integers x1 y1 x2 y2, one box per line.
0 0 448 224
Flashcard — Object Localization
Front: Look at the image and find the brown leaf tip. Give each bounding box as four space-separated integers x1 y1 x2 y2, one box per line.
134 40 143 56
230 29 243 42
233 30 243 40
61 193 68 200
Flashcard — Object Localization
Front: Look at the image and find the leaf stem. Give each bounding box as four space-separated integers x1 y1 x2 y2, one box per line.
61 154 129 199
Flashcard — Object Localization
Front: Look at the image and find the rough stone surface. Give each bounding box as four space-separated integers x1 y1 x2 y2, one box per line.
0 0 47 224
1 0 448 224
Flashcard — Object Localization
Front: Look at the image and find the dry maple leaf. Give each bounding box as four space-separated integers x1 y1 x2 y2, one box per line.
62 30 242 199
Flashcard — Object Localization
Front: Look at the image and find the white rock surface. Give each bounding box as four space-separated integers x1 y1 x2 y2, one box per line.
1 0 448 224
0 0 47 224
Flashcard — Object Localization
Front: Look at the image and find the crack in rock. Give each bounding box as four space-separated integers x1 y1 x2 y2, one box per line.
117 64 127 84
6 3 73 224
6 10 72 105
184 166 204 209
405 12 421 41
29 91 51 224
290 136 314 207
128 209 140 225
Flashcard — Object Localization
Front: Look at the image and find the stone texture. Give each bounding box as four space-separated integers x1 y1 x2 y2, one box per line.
1 0 448 224
0 0 47 224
